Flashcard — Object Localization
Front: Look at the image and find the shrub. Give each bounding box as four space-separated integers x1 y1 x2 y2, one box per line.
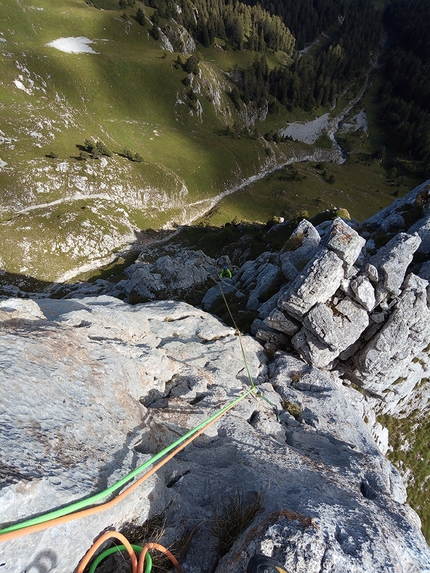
184 54 200 75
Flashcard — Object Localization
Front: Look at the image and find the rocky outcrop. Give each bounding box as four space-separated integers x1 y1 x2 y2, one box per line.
123 248 219 302
199 180 430 419
1 296 430 573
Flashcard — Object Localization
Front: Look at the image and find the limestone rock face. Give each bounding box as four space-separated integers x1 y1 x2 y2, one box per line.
353 274 430 400
1 297 429 573
368 232 421 299
324 217 366 269
278 248 345 319
0 296 264 573
210 181 430 419
124 249 218 301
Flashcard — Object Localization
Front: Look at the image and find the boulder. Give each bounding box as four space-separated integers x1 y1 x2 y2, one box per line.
368 233 421 298
302 297 369 354
278 248 345 320
408 215 430 255
264 308 300 336
353 274 430 396
324 217 366 269
349 274 376 311
292 327 339 369
124 249 218 300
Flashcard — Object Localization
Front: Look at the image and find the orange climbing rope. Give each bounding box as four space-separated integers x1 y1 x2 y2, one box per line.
76 531 182 573
0 393 250 544
77 531 138 573
138 543 182 573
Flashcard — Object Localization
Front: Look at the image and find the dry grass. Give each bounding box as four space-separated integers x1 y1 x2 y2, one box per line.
209 491 264 556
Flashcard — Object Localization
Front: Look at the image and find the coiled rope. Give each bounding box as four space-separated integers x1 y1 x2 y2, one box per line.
76 531 182 573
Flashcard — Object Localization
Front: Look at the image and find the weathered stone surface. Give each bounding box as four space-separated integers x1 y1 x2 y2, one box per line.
292 327 339 369
408 215 430 255
290 219 321 246
278 248 345 320
325 217 366 268
303 297 369 354
279 220 321 281
0 296 265 573
246 262 283 311
349 274 376 311
125 249 218 300
353 274 430 396
2 295 429 573
369 233 421 297
253 323 289 351
264 308 300 336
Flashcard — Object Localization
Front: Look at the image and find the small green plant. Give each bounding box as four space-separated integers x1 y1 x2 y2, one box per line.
282 399 302 420
350 382 365 394
209 491 264 556
290 371 303 384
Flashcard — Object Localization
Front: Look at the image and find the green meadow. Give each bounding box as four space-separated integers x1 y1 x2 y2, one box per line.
0 0 424 282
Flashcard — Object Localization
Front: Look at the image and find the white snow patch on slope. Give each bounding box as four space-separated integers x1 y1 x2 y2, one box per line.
280 113 330 144
46 37 99 54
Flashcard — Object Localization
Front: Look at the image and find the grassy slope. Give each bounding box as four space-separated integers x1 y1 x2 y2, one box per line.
0 0 424 281
0 0 265 278
378 409 430 543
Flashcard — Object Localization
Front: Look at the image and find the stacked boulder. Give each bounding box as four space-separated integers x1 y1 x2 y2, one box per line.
203 180 430 416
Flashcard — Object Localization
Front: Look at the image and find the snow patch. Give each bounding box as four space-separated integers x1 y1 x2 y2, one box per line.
46 37 100 54
0 158 7 169
340 109 369 134
280 113 330 144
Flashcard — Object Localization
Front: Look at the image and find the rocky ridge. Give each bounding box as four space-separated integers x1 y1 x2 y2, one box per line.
1 181 430 572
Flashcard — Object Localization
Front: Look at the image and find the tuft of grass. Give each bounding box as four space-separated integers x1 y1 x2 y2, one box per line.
290 371 303 384
281 399 302 420
209 491 264 556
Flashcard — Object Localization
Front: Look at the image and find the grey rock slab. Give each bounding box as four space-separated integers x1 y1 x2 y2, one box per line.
124 249 218 299
201 280 237 311
324 217 366 269
349 274 376 312
354 273 430 394
408 214 430 255
264 308 300 336
292 327 339 369
369 232 422 296
1 292 429 573
290 219 321 247
362 179 430 229
278 248 345 320
302 297 369 354
246 262 283 311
